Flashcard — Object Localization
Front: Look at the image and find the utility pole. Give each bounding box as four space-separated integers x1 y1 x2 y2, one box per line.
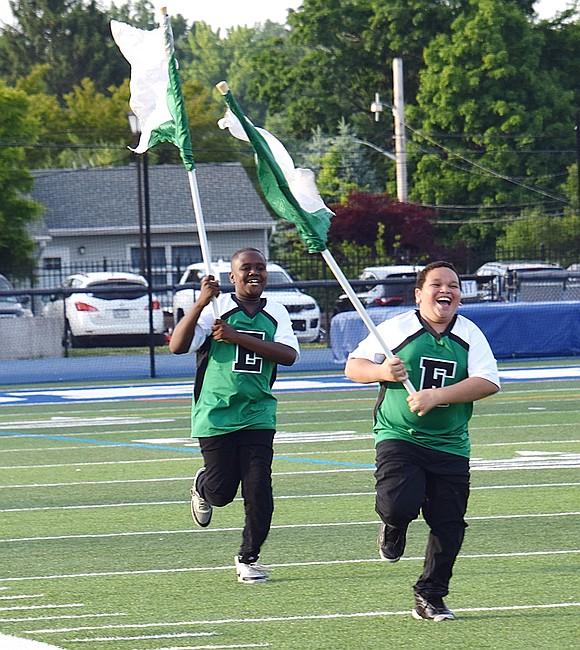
392 58 408 202
369 58 408 202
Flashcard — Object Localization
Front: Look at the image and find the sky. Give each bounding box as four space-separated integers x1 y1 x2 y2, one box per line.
0 0 575 30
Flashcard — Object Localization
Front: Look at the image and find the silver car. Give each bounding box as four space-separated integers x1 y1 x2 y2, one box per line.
0 274 32 319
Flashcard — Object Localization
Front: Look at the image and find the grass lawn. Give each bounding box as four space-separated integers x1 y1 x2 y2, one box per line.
0 373 578 649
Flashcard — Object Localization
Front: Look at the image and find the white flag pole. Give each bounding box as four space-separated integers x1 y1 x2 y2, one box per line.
321 249 416 394
186 169 219 319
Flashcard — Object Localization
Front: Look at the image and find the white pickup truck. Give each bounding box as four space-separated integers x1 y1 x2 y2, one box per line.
172 261 321 343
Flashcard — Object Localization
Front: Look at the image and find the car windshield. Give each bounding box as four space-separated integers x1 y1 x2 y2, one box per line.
85 281 147 301
267 271 292 286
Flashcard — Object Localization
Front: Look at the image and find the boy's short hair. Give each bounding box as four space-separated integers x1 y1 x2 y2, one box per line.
416 261 459 289
230 248 265 264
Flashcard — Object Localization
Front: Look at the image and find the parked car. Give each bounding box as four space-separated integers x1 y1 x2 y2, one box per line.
43 272 165 347
0 274 33 318
173 261 321 343
334 265 424 313
475 261 564 301
335 265 482 313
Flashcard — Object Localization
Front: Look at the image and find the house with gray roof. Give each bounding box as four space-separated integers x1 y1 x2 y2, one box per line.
30 163 276 289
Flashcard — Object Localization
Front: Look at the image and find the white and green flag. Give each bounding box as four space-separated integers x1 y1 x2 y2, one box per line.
110 12 194 171
216 82 415 393
216 83 333 254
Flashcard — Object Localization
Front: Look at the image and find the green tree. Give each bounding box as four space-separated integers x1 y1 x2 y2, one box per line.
496 161 580 265
407 0 575 254
0 0 128 98
496 212 580 266
9 60 238 169
535 4 580 107
0 81 43 276
249 0 384 138
182 21 287 124
180 76 241 163
367 0 459 101
13 65 64 168
108 0 158 29
109 0 189 39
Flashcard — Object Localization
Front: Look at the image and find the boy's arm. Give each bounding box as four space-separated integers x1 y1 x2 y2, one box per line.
211 320 298 366
406 377 499 417
169 276 220 355
345 356 408 384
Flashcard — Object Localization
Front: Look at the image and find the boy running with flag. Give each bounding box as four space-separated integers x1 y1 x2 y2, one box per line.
169 248 299 583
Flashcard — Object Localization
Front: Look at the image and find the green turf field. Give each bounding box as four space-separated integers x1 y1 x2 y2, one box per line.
0 374 579 649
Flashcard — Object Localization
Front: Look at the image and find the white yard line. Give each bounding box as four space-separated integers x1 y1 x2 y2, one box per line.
0 549 578 585
24 601 580 635
0 511 578 544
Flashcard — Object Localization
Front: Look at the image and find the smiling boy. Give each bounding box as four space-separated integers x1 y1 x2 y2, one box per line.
345 261 500 620
170 248 299 583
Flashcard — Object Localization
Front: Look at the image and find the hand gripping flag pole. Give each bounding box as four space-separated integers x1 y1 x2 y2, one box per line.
111 7 219 318
216 81 416 394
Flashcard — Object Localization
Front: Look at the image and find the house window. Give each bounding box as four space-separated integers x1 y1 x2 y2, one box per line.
172 245 201 283
128 246 168 301
130 247 146 272
130 247 166 274
43 257 62 270
150 247 167 268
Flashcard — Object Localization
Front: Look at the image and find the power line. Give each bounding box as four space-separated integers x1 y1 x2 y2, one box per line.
404 122 571 205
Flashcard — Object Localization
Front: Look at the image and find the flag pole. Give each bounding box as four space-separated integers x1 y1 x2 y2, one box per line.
320 249 416 394
160 7 219 318
186 169 219 319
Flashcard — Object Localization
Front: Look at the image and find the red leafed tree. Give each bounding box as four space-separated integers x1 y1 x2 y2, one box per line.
328 191 437 259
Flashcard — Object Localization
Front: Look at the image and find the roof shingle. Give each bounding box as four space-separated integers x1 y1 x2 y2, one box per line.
31 163 274 234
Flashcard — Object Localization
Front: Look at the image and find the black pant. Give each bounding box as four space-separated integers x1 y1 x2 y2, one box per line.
375 439 470 598
197 428 275 563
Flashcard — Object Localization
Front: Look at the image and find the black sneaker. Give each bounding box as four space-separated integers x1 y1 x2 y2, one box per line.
377 523 406 562
190 467 212 527
412 592 456 621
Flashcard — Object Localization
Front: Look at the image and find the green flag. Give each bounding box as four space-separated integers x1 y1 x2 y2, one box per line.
217 85 332 253
111 11 194 171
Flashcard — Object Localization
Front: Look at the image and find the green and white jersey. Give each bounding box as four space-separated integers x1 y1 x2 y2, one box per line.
188 293 300 438
349 310 500 457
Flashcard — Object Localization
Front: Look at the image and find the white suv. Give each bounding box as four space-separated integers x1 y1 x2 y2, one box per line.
43 272 165 347
173 261 321 343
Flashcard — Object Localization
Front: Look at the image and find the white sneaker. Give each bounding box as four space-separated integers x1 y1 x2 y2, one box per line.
190 467 212 527
234 555 271 584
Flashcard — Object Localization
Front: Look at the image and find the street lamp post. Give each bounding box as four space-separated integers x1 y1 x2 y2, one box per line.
127 112 145 275
127 111 156 378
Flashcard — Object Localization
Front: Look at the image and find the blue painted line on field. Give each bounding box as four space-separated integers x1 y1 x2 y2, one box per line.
0 431 201 454
0 431 374 468
0 375 358 406
1 367 579 407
